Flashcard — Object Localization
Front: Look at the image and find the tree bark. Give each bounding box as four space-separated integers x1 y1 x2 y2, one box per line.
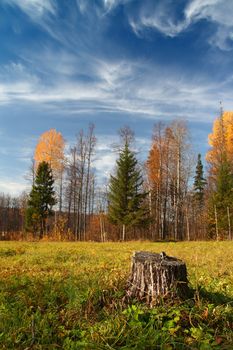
214 205 219 240
122 224 126 241
227 206 231 240
127 251 190 306
84 124 96 240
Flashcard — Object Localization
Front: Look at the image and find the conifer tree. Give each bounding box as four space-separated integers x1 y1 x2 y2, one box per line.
209 156 233 237
108 140 148 240
193 154 206 205
26 161 56 238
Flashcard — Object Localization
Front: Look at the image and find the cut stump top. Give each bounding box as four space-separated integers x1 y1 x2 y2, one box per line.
127 251 190 305
133 251 184 267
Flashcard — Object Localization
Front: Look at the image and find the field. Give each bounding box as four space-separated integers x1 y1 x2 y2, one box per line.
0 241 233 349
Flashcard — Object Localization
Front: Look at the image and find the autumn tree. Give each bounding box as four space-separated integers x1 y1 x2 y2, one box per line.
206 111 233 239
169 121 193 240
26 161 56 238
34 129 65 211
206 111 233 179
0 193 25 239
147 122 169 240
64 125 96 240
108 128 148 240
147 121 192 240
83 124 96 239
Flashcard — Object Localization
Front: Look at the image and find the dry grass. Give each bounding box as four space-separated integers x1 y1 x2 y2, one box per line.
0 241 232 349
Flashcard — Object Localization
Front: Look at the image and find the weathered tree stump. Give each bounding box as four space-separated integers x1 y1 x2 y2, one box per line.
126 251 190 305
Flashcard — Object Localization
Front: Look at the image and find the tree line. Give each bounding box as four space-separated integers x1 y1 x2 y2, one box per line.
1 111 233 241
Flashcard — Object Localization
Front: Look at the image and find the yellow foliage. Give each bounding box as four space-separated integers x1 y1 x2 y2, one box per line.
206 111 233 172
34 129 65 174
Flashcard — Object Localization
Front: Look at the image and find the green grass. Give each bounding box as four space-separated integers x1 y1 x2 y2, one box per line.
0 241 233 349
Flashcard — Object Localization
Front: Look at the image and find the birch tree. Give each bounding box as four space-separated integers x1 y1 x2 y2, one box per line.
34 129 65 212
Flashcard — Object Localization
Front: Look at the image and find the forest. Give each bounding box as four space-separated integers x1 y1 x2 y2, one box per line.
1 111 233 242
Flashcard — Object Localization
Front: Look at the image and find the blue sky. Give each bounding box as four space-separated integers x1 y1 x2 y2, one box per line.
1 0 233 195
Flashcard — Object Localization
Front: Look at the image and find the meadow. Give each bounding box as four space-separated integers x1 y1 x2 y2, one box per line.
0 241 233 349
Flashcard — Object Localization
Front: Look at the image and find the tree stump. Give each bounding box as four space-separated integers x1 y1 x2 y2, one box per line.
126 251 190 305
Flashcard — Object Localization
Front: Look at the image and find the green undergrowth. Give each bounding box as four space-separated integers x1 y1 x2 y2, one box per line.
0 241 232 349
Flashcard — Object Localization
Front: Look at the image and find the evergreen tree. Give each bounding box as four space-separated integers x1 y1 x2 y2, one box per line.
108 141 148 240
193 154 206 205
26 161 56 237
208 155 233 238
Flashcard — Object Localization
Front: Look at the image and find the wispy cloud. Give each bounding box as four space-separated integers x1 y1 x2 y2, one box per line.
76 0 131 14
3 0 56 18
0 0 232 196
3 0 233 51
102 0 132 11
62 1 233 55
0 56 230 122
129 0 189 38
128 0 233 50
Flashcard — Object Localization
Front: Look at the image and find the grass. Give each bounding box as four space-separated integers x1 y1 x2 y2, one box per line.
0 241 233 349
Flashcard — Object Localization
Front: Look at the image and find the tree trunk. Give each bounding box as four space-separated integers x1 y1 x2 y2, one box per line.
122 224 126 241
59 170 63 213
186 207 190 241
126 251 190 306
84 124 95 241
214 205 219 240
227 206 231 240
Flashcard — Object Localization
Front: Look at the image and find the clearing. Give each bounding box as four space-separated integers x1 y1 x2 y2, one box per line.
0 241 233 349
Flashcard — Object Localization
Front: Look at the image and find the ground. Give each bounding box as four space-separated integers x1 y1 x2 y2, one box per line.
0 241 233 349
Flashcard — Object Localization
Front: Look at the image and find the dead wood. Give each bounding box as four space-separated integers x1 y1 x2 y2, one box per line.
126 251 190 305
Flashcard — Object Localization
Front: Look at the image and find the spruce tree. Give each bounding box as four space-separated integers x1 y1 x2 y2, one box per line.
209 155 233 238
193 154 206 205
26 161 56 238
108 141 148 240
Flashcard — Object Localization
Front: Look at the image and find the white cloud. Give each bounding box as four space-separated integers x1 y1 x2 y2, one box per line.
3 0 56 18
4 0 233 52
185 0 233 50
0 57 230 122
0 178 28 196
95 59 134 89
94 136 117 180
128 0 233 50
94 153 117 179
76 0 132 13
2 0 230 196
130 1 189 38
102 0 132 11
76 0 88 14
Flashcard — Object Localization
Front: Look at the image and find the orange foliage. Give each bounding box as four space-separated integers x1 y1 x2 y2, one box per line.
147 125 174 190
147 143 161 185
34 129 65 174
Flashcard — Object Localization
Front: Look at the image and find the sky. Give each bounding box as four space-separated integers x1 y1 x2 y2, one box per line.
1 0 233 195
